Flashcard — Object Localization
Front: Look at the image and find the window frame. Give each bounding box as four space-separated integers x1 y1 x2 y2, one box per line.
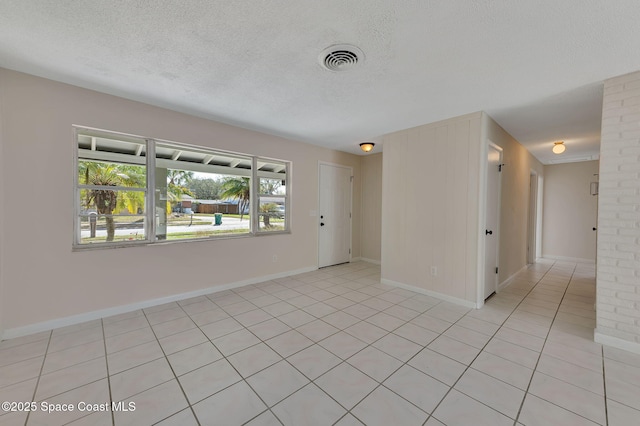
254 157 290 234
73 126 291 250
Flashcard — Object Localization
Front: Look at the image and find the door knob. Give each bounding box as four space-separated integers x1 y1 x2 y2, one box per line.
593 227 597 231
320 223 325 226
486 230 493 235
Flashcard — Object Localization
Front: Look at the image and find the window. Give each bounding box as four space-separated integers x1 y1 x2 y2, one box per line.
256 159 289 232
74 128 290 248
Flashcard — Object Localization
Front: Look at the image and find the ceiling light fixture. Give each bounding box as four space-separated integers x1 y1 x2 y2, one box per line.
359 142 375 152
552 141 566 154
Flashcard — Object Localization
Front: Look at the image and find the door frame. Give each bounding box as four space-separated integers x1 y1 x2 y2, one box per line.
477 141 503 307
317 161 353 268
527 170 542 264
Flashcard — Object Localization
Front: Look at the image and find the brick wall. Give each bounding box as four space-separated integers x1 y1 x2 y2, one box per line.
596 70 640 350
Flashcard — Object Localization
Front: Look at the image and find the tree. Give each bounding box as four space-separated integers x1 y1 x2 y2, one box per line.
188 178 223 200
167 169 194 204
260 202 278 228
79 161 145 241
260 178 282 195
220 177 250 220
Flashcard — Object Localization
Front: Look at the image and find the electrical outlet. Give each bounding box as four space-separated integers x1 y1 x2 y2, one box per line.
431 266 437 276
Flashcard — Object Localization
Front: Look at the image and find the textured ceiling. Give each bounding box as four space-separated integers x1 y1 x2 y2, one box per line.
1 1 640 163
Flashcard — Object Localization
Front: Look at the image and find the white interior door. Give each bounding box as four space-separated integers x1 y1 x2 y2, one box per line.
319 163 352 268
484 144 502 299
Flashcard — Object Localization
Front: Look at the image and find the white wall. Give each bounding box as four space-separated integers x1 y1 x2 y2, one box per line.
482 114 545 284
542 161 599 262
381 113 482 305
0 68 364 336
360 153 382 263
595 70 640 353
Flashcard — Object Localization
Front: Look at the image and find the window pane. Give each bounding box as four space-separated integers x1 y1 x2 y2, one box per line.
155 160 252 241
79 189 146 244
259 178 286 196
78 160 146 189
258 199 285 231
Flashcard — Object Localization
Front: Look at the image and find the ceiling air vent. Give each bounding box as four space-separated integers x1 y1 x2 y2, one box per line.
319 44 364 72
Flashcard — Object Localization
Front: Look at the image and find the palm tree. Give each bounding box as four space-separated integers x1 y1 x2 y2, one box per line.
166 169 195 212
221 177 250 220
79 161 145 241
259 202 278 228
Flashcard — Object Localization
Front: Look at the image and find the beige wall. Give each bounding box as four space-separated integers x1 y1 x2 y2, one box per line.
382 113 483 305
482 114 545 283
542 161 599 262
360 153 382 263
381 112 543 306
0 69 364 335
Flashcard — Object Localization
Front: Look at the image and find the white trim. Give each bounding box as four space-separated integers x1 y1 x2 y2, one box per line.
477 140 503 306
594 330 640 355
476 131 489 309
542 255 595 264
381 278 477 309
498 265 528 291
1 265 317 341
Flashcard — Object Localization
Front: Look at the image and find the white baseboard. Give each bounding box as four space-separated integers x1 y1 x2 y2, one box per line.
498 265 528 291
380 278 476 309
594 330 640 355
1 265 317 341
542 255 595 264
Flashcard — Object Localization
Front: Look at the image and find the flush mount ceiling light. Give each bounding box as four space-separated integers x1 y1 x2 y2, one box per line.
359 142 375 152
552 141 566 154
319 44 364 72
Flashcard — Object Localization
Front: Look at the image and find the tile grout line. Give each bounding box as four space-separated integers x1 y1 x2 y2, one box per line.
284 273 431 425
513 262 582 424
246 269 396 425
204 265 534 425
141 307 201 426
255 266 490 424
424 261 558 425
101 319 116 426
177 290 286 425
223 267 422 424
602 345 609 426
275 271 520 424
235 267 385 424
24 330 53 425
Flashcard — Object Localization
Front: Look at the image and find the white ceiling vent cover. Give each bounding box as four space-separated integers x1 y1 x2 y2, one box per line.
319 44 364 72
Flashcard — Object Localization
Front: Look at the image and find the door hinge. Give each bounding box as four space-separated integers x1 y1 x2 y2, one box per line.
350 176 354 182
495 266 499 274
349 249 351 254
498 164 503 172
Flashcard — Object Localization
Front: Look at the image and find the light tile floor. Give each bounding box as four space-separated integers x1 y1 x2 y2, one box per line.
1 260 639 425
